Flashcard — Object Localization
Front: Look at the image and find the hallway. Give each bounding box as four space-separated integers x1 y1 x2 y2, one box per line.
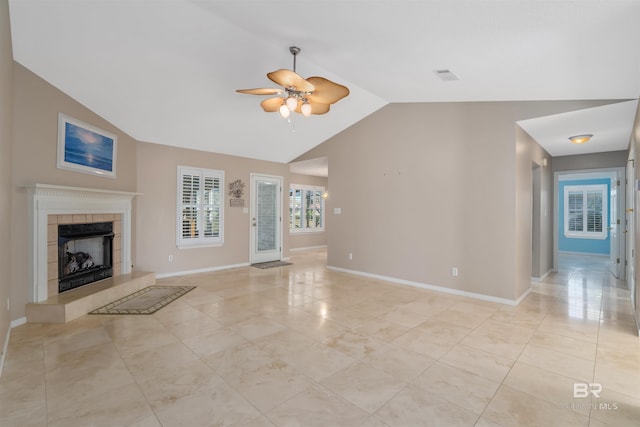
539 253 633 323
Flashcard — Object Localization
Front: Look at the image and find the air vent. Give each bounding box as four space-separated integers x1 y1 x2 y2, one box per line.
434 69 459 81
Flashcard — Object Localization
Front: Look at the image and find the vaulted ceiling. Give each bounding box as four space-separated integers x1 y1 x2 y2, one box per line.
8 1 640 164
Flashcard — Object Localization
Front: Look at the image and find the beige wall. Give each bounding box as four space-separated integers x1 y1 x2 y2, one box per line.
135 141 290 275
552 150 628 172
297 101 613 302
631 102 640 329
10 64 138 320
0 0 13 344
289 173 328 250
515 127 553 295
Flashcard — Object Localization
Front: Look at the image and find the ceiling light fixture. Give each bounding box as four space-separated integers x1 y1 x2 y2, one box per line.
569 134 593 144
236 46 350 119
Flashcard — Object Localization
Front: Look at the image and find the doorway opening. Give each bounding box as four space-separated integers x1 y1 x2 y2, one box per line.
553 167 626 283
288 157 329 258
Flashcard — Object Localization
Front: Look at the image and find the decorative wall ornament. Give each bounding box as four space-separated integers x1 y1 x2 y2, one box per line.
228 179 245 198
228 179 245 207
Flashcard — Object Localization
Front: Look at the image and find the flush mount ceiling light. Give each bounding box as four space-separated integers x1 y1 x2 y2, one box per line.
569 134 593 144
236 46 350 119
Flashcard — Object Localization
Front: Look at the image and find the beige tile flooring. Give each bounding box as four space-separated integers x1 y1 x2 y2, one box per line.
1 250 638 426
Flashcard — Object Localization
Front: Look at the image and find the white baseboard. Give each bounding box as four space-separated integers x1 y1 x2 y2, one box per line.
10 317 26 328
0 317 29 377
290 245 328 252
156 262 250 279
327 266 524 306
0 324 10 378
514 287 532 305
531 269 553 283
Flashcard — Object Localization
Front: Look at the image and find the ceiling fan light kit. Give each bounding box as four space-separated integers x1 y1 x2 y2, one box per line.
236 46 350 119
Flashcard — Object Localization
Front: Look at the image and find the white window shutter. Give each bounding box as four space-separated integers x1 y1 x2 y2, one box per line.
289 184 325 233
563 184 607 240
177 166 224 247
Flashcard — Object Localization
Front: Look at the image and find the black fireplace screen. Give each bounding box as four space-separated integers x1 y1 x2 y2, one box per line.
58 221 114 293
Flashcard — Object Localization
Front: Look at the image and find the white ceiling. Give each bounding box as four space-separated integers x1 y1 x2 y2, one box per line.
8 0 640 166
518 100 639 157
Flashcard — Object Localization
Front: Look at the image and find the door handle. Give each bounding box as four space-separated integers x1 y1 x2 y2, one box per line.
252 218 256 227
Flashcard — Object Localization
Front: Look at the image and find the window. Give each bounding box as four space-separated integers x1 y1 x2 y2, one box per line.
289 184 325 233
177 166 224 247
563 184 607 240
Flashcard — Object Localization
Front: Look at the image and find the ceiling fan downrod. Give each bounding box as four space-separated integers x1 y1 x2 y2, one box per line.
289 46 301 73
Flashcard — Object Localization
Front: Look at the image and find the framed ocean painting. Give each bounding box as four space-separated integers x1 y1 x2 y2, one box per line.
57 113 117 178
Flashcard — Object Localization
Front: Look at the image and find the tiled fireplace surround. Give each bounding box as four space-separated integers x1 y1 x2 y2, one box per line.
25 184 155 323
47 213 123 298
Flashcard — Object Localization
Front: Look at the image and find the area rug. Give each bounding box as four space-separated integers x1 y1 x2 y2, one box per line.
251 260 292 269
89 285 195 315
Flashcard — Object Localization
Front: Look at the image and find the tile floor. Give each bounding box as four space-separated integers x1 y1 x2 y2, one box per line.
1 250 638 426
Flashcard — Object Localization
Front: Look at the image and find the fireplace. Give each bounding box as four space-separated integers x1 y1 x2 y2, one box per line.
26 184 139 302
58 221 114 293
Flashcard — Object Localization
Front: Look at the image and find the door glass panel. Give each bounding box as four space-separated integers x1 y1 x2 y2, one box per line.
257 181 277 251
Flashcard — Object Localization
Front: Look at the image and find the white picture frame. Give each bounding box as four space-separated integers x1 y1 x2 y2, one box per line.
57 113 117 179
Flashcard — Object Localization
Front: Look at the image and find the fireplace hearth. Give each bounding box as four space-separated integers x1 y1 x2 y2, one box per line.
58 221 114 293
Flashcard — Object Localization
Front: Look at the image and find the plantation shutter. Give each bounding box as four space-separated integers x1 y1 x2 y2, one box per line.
289 184 324 232
289 188 303 229
586 190 603 233
181 172 200 240
563 184 607 240
567 191 583 232
203 175 221 238
177 167 224 247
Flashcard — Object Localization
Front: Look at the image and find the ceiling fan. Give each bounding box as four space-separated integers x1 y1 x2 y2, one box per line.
236 46 350 118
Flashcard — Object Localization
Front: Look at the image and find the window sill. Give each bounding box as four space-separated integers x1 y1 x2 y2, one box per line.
177 241 224 249
564 233 607 240
290 230 325 235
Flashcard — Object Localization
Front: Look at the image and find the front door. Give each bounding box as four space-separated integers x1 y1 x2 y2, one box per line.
250 174 282 264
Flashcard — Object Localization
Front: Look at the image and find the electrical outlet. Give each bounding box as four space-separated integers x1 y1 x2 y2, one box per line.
451 267 459 277
348 253 353 261
168 255 173 262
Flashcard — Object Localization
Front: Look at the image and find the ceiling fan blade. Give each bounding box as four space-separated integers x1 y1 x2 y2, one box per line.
297 102 330 115
236 88 284 95
305 77 350 104
260 97 284 112
267 69 315 92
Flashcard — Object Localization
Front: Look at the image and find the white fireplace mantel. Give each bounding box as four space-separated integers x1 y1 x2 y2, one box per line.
25 184 142 302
